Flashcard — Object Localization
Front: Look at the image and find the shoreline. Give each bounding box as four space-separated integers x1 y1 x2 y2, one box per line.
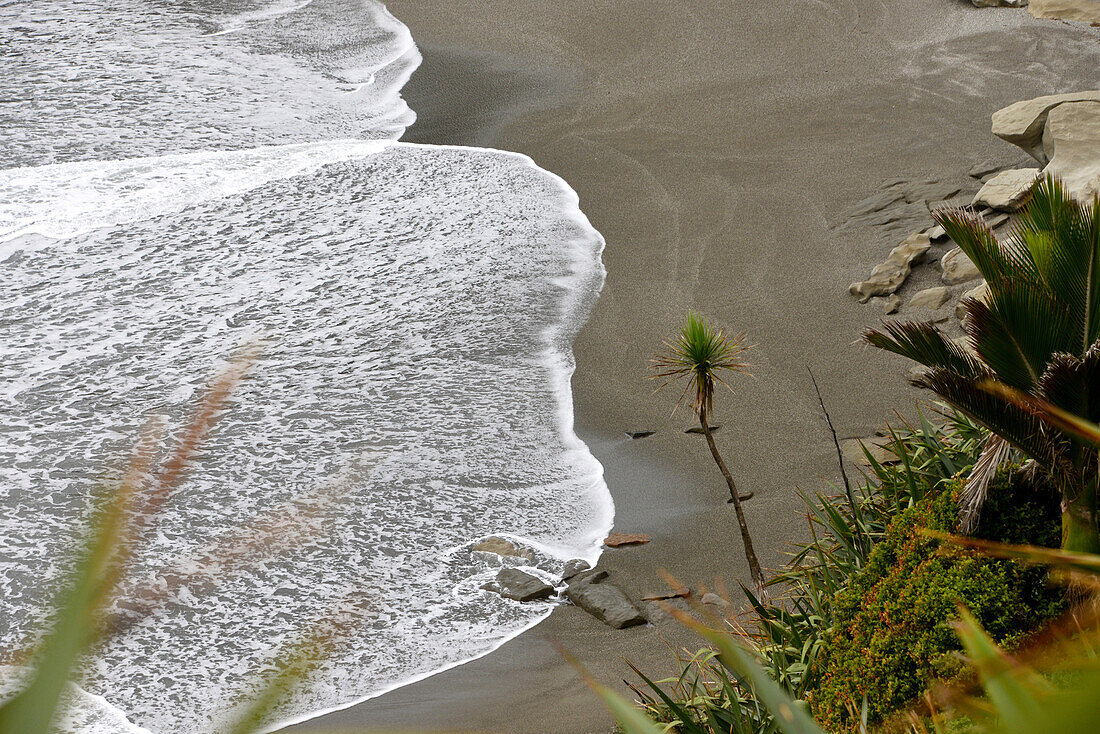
286 2 1100 732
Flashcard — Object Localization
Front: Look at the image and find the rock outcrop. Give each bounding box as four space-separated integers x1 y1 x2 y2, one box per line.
992 91 1100 163
972 168 1041 211
874 294 901 314
848 233 931 302
482 568 555 602
1043 101 1100 203
565 570 647 629
1028 0 1100 22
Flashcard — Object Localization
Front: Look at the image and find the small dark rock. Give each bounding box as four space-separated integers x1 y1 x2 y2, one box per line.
625 430 656 439
561 558 591 580
483 568 555 602
684 425 720 434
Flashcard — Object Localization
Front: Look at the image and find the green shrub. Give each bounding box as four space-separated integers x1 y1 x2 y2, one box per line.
809 466 1064 730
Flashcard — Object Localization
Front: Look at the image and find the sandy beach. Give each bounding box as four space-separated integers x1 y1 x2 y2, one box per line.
286 2 1099 732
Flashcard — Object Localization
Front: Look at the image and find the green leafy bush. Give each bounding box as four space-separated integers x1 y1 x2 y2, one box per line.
809 467 1064 730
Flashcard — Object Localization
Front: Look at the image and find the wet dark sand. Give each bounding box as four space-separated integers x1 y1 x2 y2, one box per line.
285 2 1099 732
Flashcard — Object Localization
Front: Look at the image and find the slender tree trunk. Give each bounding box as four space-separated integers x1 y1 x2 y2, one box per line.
1062 476 1100 555
699 402 768 598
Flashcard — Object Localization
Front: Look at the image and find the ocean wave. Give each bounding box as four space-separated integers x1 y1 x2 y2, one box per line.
0 1 611 731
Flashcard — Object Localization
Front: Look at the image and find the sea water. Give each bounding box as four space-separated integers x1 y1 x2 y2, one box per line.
0 1 612 731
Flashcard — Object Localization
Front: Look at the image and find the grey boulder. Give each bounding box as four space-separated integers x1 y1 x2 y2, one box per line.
561 558 591 580
565 571 647 629
482 568 555 602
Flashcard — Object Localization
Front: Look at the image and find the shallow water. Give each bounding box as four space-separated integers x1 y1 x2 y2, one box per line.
0 2 610 731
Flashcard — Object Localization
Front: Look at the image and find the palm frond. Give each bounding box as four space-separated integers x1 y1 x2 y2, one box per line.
916 368 1070 479
934 206 1020 284
864 320 984 376
966 282 1074 391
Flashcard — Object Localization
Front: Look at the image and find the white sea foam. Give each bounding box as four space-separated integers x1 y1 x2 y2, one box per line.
0 140 391 246
0 140 611 732
0 0 611 731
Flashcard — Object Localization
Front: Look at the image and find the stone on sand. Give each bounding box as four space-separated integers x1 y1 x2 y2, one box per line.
971 0 1028 5
941 248 982 285
1042 101 1100 203
873 294 902 314
700 592 732 609
992 91 1100 163
565 571 647 629
972 168 1041 211
482 568 555 602
1028 0 1100 22
910 287 951 310
848 232 931 302
604 532 651 547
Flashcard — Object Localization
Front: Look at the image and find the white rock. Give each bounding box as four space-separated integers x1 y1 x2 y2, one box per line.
942 248 982 285
992 91 1100 163
973 168 1041 211
849 233 932 302
1028 0 1100 22
1042 101 1100 203
910 287 951 310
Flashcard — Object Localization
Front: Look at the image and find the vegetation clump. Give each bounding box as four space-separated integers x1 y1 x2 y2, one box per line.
810 467 1064 729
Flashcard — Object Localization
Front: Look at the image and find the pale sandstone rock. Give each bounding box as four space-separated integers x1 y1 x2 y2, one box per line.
848 233 931 302
910 287 951 310
924 224 947 241
873 294 902 314
973 168 1041 211
1042 101 1100 203
942 248 982 285
992 91 1100 163
1028 0 1100 22
956 281 991 320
